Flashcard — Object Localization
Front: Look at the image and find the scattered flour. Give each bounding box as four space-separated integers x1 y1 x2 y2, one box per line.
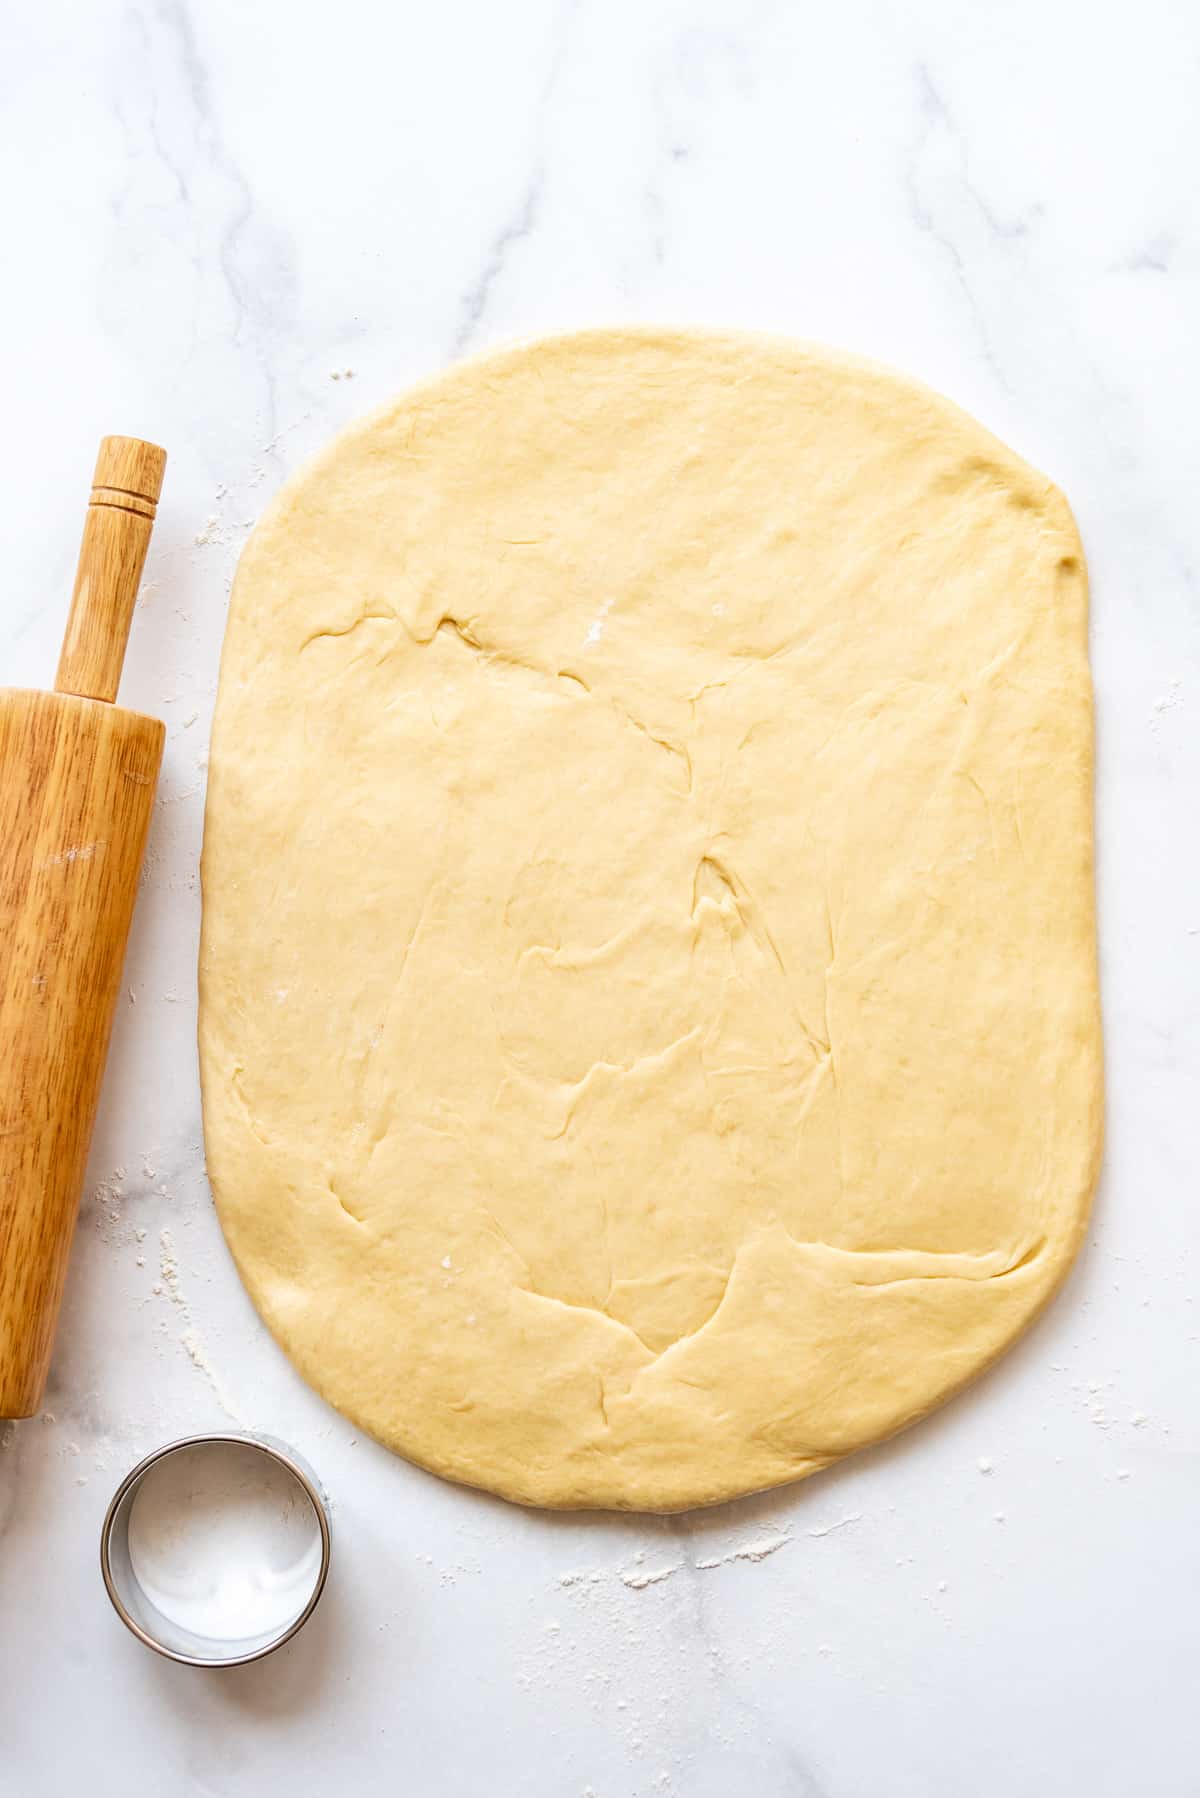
159 1230 185 1307
582 596 615 649
39 840 102 869
805 1511 864 1539
181 1331 244 1425
1149 676 1183 734
694 1531 793 1570
568 1522 817 1594
152 1231 243 1424
620 1561 684 1590
557 1506 870 1599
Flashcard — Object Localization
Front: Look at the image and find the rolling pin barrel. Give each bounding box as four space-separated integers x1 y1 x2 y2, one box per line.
0 438 167 1418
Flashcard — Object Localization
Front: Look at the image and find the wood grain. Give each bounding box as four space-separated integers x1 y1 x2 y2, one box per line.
0 435 167 1417
0 692 163 1415
55 436 166 704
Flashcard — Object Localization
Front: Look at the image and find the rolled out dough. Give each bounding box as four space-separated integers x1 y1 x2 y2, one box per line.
199 329 1102 1511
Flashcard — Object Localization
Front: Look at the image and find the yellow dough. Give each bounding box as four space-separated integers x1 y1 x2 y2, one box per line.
199 329 1102 1511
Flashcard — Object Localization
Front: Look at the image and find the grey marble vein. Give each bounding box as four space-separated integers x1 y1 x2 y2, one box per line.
106 0 295 447
452 0 582 355
902 61 1040 391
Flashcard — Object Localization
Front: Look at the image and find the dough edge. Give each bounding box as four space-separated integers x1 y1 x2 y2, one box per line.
199 326 1103 1512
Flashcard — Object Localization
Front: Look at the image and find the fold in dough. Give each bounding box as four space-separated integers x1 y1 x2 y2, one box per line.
199 328 1102 1511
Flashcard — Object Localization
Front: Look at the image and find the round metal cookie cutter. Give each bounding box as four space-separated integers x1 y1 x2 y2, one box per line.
100 1432 331 1667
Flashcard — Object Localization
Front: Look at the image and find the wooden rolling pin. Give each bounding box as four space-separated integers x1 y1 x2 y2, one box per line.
0 437 167 1418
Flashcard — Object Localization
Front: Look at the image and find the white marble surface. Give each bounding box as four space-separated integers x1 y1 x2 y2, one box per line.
1 1 1197 1792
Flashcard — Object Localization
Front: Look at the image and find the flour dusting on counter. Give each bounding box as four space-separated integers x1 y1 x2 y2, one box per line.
156 1230 243 1424
694 1530 793 1569
619 1559 683 1590
805 1512 865 1540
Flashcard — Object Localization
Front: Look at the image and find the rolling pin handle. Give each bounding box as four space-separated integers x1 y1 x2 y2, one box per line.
54 437 168 704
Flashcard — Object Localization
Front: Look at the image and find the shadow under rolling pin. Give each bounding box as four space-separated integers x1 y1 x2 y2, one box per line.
0 436 168 1418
